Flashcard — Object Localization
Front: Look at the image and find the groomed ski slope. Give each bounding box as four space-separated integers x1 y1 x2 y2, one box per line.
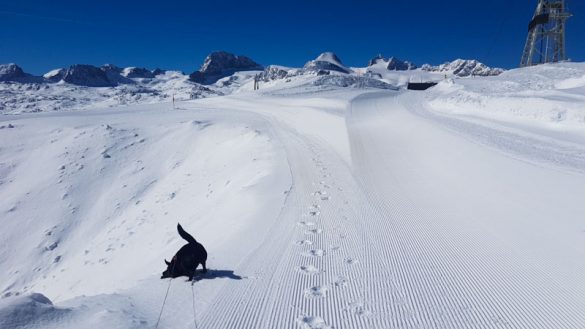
1 80 585 328
181 91 585 328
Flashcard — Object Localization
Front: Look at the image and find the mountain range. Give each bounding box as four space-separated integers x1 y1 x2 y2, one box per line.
0 52 504 87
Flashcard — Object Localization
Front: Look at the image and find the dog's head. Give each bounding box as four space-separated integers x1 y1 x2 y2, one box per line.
161 258 176 279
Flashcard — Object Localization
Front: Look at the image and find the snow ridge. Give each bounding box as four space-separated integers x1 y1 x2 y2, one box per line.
422 59 504 77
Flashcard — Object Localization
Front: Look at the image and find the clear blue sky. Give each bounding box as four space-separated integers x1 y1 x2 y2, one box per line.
1 0 584 75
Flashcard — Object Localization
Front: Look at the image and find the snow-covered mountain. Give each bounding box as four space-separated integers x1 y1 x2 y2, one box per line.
303 52 352 74
121 67 156 79
61 64 115 87
421 59 504 77
0 64 27 81
0 52 510 113
368 55 417 71
0 64 42 83
189 51 263 84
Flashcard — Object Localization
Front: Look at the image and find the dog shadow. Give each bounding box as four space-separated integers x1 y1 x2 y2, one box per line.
191 269 244 282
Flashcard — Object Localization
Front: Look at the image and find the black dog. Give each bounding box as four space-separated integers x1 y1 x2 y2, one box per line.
161 223 207 280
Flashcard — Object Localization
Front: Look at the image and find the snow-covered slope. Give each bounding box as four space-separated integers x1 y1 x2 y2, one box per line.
1 61 585 328
0 102 292 328
426 62 585 127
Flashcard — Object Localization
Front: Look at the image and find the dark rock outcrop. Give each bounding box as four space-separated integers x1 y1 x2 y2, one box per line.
101 64 133 85
0 64 43 83
386 57 417 71
367 55 417 70
189 51 264 84
258 65 293 82
62 65 114 87
122 67 155 79
151 68 166 76
0 64 27 81
368 54 386 66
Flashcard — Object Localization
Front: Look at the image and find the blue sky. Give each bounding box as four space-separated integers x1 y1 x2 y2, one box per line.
1 0 584 75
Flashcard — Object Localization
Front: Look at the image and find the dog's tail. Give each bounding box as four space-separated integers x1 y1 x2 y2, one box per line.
177 223 197 244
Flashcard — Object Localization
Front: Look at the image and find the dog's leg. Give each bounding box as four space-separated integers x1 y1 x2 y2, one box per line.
201 261 207 273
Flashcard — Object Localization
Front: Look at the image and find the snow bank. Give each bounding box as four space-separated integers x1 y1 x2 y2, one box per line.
426 62 585 126
0 292 154 329
0 104 291 307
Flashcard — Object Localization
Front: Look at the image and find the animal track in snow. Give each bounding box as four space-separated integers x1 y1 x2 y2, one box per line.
304 249 326 257
334 276 348 287
345 302 373 318
308 210 320 217
305 228 323 235
297 221 316 227
304 285 329 299
297 265 320 275
296 240 313 246
297 316 332 329
344 258 358 265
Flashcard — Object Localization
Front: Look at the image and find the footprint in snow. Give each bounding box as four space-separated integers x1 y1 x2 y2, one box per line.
297 221 316 227
320 196 330 201
297 265 320 275
304 249 326 257
305 228 323 235
304 285 328 299
334 276 348 287
344 258 358 265
297 316 332 329
308 210 320 217
345 302 373 318
296 240 313 246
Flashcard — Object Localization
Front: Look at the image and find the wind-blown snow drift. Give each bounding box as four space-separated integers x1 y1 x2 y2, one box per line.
426 62 585 126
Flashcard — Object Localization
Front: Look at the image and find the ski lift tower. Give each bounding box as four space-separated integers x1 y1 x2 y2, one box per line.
520 0 572 67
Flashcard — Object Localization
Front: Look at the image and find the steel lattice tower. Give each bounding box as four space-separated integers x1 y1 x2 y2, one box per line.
520 0 572 67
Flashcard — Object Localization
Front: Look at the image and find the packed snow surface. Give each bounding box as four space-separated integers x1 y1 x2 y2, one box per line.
1 62 585 328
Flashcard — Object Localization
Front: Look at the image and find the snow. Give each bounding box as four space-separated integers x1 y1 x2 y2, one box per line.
1 61 585 328
315 52 345 68
426 62 585 128
42 68 65 81
0 64 26 81
422 59 504 77
304 52 352 74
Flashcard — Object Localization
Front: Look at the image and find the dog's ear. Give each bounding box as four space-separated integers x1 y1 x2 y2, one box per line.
165 259 170 266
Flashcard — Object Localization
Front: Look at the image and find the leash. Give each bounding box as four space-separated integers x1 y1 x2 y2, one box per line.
154 268 201 329
191 279 199 329
155 260 177 329
154 278 173 329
